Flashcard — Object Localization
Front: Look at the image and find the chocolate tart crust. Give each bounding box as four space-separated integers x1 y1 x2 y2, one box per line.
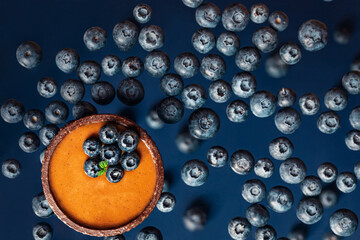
41 114 164 237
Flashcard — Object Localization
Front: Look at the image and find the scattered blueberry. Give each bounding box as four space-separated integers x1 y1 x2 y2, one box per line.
254 158 274 179
267 185 294 213
1 99 25 123
250 90 276 118
72 101 98 120
23 109 45 131
226 100 249 123
102 55 121 77
144 50 170 78
298 19 328 51
319 188 338 208
274 108 302 134
269 136 293 160
113 20 139 51
19 132 40 153
182 0 203 8
207 145 228 168
157 97 184 124
137 226 163 240
222 3 249 32
100 144 121 165
228 217 251 240
32 222 53 240
91 81 115 105
200 54 226 81
330 209 358 237
209 79 232 103
342 71 360 95
83 157 102 178
55 48 80 73
138 25 165 52
296 197 323 224
195 2 221 28
156 192 176 213
230 150 254 175
300 175 322 197
216 31 240 57
345 130 360 151
37 77 58 98
231 72 257 98
336 171 357 193
32 192 53 218
349 106 360 130
298 93 320 115
250 3 269 24
60 79 85 104
45 100 69 125
83 137 101 157
188 107 220 140
106 165 124 183
133 3 152 24
16 41 42 69
317 162 338 183
181 84 207 110
276 88 296 108
175 130 200 154
160 73 184 97
192 28 216 54
122 56 144 78
181 159 209 187
265 52 288 78
77 60 101 85
317 111 340 134
174 52 199 79
246 203 269 227
242 179 266 204
268 11 289 32
146 107 164 130
255 225 277 240
252 27 278 53
118 129 139 152
279 42 302 65
39 124 59 146
117 78 144 106
324 87 348 111
279 158 307 184
83 26 107 51
235 46 261 72
183 203 208 231
354 161 360 180
2 159 21 179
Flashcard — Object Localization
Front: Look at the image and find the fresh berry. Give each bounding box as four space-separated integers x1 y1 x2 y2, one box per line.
207 145 228 168
298 19 328 51
296 197 323 224
267 186 294 213
157 97 184 124
55 48 80 73
137 226 163 240
117 78 144 106
231 72 257 98
117 129 139 152
279 158 307 184
181 159 208 187
188 108 220 140
83 26 107 51
19 132 40 153
298 93 320 115
138 25 164 52
175 130 200 154
209 79 232 103
246 203 269 227
83 157 102 178
1 99 25 123
192 28 216 54
72 101 98 120
106 165 124 183
23 109 45 130
121 151 140 171
242 179 266 204
32 222 53 240
144 50 170 78
181 84 207 110
146 107 164 130
16 41 42 69
317 162 338 183
156 192 176 213
160 73 184 97
277 88 296 107
37 77 58 98
112 20 139 51
83 137 101 157
269 11 289 32
250 3 269 24
60 79 85 104
222 3 249 32
230 150 254 175
254 158 274 179
235 46 261 72
32 192 53 218
102 55 121 77
252 27 278 53
174 52 199 79
122 56 144 78
228 217 251 240
133 3 152 24
91 81 115 105
226 100 249 123
2 159 21 179
44 100 69 125
77 60 101 85
200 54 226 81
183 203 208 231
39 124 59 146
216 31 240 57
100 144 121 166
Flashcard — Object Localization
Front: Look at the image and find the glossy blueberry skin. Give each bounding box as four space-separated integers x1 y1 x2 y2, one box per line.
32 192 53 218
37 77 58 98
317 111 340 134
342 71 360 95
104 235 125 240
216 31 240 57
299 93 320 115
279 42 302 65
144 51 170 78
246 203 269 227
252 27 278 53
174 52 199 78
19 132 40 153
355 161 360 180
1 99 25 123
319 188 338 208
265 53 288 78
250 3 269 24
279 158 307 184
230 150 254 175
55 48 80 73
122 56 144 78
250 90 276 118
300 175 322 197
106 165 124 183
117 78 144 106
160 73 184 97
274 108 302 134
269 11 289 32
60 79 85 104
133 3 152 24
222 3 249 32
330 209 358 237
231 72 257 99
324 87 348 111
77 60 101 85
146 107 164 130
207 145 228 167
228 217 251 240
83 157 101 178
345 130 360 151
83 26 107 51
269 137 294 161
255 225 277 240
121 151 140 171
39 124 59 146
350 106 360 130
235 47 261 72
72 101 97 120
91 81 115 105
183 204 207 231
156 192 176 213
137 226 163 240
298 19 328 51
209 80 232 103
117 129 139 152
181 159 209 187
102 55 121 77
112 20 139 51
16 41 42 69
317 162 338 183
182 0 203 8
336 172 357 193
242 179 266 204
296 197 323 225
195 2 221 28
2 159 21 179
181 84 207 110
138 25 164 52
226 100 249 123
192 28 216 54
83 137 101 157
277 88 296 107
175 131 200 154
188 107 220 140
33 222 53 240
200 54 226 81
45 100 69 125
157 97 184 124
254 158 274 178
267 185 293 213
23 109 45 131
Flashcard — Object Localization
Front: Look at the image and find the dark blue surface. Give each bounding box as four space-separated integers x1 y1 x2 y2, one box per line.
1 0 360 239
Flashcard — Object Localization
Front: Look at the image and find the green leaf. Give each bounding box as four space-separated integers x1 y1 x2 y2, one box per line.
99 161 108 169
97 169 106 177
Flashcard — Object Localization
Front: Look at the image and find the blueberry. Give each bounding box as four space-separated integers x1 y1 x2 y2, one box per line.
39 124 59 146
60 79 85 104
317 162 338 183
298 93 320 115
355 161 360 180
157 97 184 124
297 197 323 225
252 27 278 53
32 192 53 218
99 124 119 145
268 11 289 32
162 174 171 192
317 111 340 134
300 175 322 197
104 235 125 240
269 136 293 161
113 20 139 51
83 157 101 178
144 50 170 78
279 42 302 65
83 137 101 157
342 71 360 95
175 130 200 154
336 172 357 193
216 31 240 57
350 106 360 130
330 209 358 237
333 19 354 44
274 108 302 134
83 26 107 51
267 186 294 213
23 109 45 130
235 47 261 72
72 101 97 120
118 129 139 152
324 87 348 111
188 107 220 140
254 158 274 179
209 80 232 103
242 179 266 204
279 158 307 184
19 132 40 153
133 3 152 24
45 100 69 125
298 19 328 51
106 165 124 183
1 99 25 123
16 41 42 69
200 54 226 81
345 130 360 151
222 3 249 32
174 52 199 78
33 222 53 240
146 107 164 130
181 84 206 110
265 53 288 78
156 192 176 213
277 88 296 108
230 150 254 175
231 72 257 98
138 25 164 52
207 145 228 168
192 28 216 54
246 203 269 227
182 0 203 8
121 151 140 171
183 204 207 231
37 77 58 98
137 226 162 240
91 81 115 105
181 159 208 187
77 60 101 85
40 148 46 164
226 100 249 123
160 73 184 97
102 55 121 77
195 3 221 28
117 78 144 106
55 48 80 73
228 217 251 240
250 90 276 118
250 3 269 24
255 225 277 240
319 188 338 208
122 56 144 78
2 159 21 179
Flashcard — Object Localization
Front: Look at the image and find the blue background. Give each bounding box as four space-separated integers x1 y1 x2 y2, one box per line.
0 0 360 239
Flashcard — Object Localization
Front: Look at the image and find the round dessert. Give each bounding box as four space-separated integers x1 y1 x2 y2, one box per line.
41 114 163 237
